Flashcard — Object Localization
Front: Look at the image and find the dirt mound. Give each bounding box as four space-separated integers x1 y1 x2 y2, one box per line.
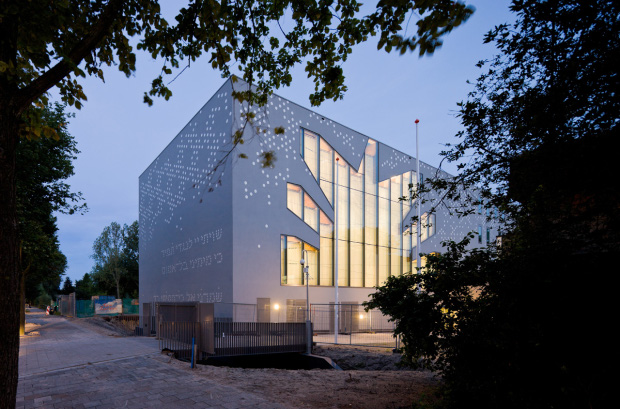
314 344 409 371
78 316 132 336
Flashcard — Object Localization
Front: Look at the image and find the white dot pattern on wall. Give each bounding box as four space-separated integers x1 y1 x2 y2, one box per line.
139 91 233 243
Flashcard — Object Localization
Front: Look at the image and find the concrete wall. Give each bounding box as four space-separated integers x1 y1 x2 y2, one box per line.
139 81 235 306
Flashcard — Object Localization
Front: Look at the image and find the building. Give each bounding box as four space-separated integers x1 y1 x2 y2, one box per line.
139 78 493 321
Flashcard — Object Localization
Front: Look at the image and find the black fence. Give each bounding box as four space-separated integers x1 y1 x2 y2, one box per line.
311 304 399 348
159 320 308 359
214 322 307 356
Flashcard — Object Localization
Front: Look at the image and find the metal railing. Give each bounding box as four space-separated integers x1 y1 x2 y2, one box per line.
214 322 306 356
158 320 308 359
159 322 200 360
311 304 399 348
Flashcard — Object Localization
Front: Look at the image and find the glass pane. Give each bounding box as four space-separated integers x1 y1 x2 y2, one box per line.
412 256 428 273
350 242 363 287
281 235 287 285
402 171 411 216
391 248 401 277
337 192 349 241
287 183 302 218
350 189 363 243
378 245 389 285
319 210 333 286
286 236 302 286
337 238 349 286
319 235 333 286
364 244 376 287
378 197 389 247
378 179 389 199
304 243 318 286
319 138 333 203
319 211 333 237
429 214 435 237
403 228 411 274
390 175 401 202
364 193 377 245
304 130 318 180
320 180 333 205
390 177 401 250
350 167 363 191
364 140 377 194
303 193 319 231
421 213 428 241
337 159 349 188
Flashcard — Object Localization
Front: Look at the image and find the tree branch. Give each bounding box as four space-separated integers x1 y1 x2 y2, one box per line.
15 0 124 114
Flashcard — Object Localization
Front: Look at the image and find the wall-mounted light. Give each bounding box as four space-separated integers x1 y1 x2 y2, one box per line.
359 313 364 320
274 303 280 310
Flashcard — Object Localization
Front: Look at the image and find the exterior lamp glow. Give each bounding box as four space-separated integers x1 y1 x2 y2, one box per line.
273 303 280 310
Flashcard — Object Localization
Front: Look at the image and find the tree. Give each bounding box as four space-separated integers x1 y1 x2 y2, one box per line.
1 1 474 405
90 221 139 299
367 1 618 407
119 220 139 298
75 273 96 300
59 277 75 296
16 103 84 333
91 222 125 300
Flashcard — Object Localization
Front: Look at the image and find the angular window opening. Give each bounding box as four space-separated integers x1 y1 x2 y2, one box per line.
287 183 325 233
287 183 302 218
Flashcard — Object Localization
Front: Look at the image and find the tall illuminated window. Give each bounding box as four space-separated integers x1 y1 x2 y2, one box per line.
285 131 425 288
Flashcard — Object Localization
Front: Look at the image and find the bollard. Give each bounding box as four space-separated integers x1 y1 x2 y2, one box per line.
191 337 195 368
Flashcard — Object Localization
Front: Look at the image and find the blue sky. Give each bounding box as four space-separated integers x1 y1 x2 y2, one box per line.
54 0 513 284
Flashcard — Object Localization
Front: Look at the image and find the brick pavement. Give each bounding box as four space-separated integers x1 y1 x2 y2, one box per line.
18 311 286 409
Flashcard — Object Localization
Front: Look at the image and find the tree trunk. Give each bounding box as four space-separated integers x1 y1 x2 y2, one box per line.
19 273 25 336
0 108 20 409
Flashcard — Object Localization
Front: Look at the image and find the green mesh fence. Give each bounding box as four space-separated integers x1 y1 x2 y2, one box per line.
122 298 139 315
76 300 95 317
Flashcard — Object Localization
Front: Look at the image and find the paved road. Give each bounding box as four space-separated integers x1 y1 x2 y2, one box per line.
18 311 285 409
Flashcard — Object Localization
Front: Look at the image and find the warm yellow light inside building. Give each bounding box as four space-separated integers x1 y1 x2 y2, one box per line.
281 130 437 288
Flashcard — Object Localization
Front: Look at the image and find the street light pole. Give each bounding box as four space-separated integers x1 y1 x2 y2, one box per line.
301 250 312 354
415 119 421 274
334 157 339 344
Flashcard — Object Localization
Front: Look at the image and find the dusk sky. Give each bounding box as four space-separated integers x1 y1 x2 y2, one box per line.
54 0 513 284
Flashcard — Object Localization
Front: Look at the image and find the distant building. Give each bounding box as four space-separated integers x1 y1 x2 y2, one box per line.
139 78 492 321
